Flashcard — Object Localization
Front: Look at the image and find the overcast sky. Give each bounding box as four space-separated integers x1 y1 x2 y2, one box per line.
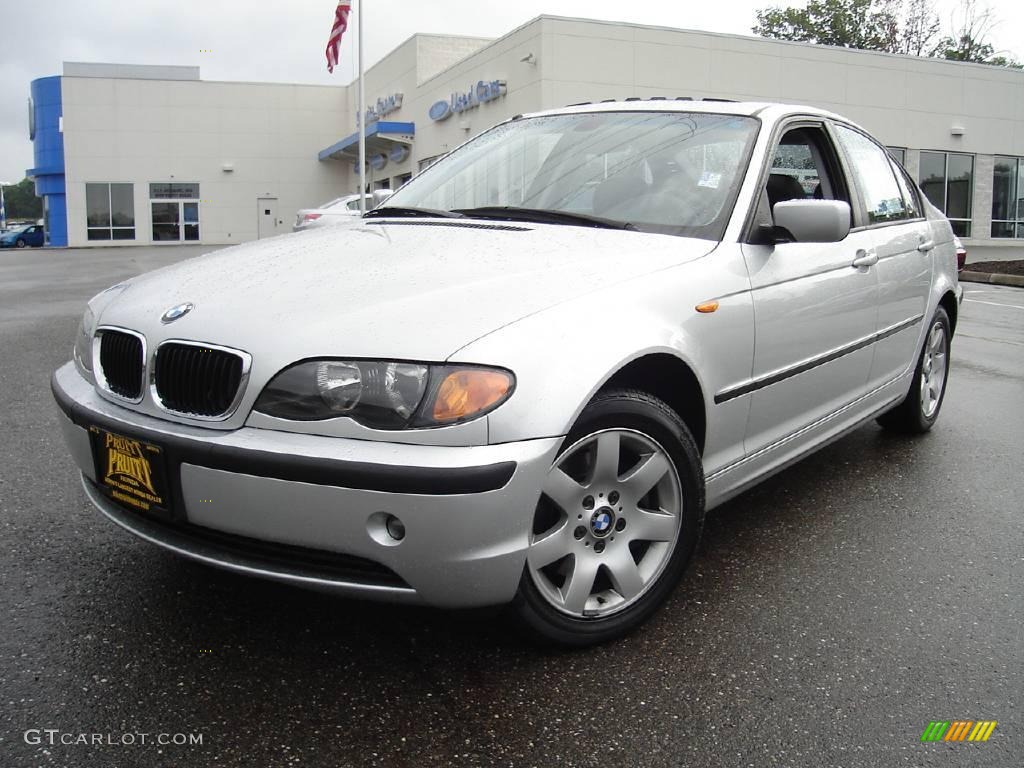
2 0 1022 183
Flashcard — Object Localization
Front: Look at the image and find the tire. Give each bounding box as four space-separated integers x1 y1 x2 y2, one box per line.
876 306 951 434
15 239 26 248
512 388 705 647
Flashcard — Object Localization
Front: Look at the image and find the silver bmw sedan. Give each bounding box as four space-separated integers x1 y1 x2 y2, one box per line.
53 100 960 645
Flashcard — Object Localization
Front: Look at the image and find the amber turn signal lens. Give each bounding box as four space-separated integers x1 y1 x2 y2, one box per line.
432 369 513 423
695 300 719 314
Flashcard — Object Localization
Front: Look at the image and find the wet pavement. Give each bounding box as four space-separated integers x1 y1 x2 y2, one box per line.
1 247 1021 767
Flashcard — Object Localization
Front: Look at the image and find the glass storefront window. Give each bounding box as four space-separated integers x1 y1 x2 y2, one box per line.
86 183 135 241
919 151 973 237
886 147 906 166
991 156 1024 238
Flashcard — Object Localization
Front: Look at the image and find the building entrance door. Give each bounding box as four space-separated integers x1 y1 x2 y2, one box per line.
258 198 278 239
151 201 200 241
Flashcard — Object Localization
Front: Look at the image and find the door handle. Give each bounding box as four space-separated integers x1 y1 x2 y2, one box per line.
852 250 878 268
917 239 935 252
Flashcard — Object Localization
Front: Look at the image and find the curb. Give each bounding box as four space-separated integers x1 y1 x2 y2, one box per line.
959 270 1024 288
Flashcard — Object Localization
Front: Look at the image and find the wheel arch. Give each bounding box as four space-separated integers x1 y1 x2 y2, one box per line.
939 289 959 334
599 353 707 456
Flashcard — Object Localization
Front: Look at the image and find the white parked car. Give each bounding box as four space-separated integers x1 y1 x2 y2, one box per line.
53 100 960 645
293 194 369 232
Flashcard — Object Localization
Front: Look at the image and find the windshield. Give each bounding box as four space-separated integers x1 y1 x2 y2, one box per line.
385 111 759 239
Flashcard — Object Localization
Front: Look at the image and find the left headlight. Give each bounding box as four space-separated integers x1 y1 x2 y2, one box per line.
73 305 96 375
254 360 515 429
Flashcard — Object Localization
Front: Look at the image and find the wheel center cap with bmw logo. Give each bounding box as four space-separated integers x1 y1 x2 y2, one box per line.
161 302 194 324
590 507 615 538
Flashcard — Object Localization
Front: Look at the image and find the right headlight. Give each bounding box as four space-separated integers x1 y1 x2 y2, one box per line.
254 360 514 430
73 283 129 379
73 305 96 376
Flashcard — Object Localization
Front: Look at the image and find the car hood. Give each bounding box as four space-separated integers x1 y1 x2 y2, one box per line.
99 220 715 365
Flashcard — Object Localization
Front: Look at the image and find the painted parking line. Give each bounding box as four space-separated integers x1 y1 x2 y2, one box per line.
964 299 1024 310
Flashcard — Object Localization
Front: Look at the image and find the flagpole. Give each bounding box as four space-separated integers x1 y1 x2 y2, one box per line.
357 0 367 214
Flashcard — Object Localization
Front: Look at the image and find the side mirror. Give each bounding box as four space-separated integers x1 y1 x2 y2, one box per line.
371 189 394 207
772 199 851 243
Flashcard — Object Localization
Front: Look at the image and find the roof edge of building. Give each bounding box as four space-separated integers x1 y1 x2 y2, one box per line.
532 14 1024 76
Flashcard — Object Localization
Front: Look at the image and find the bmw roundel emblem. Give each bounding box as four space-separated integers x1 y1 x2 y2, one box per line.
161 302 194 324
590 508 615 538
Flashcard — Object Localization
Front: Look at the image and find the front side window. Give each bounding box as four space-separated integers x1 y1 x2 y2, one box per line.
766 126 846 212
919 151 974 237
833 125 908 225
387 111 760 240
992 156 1024 238
85 183 135 241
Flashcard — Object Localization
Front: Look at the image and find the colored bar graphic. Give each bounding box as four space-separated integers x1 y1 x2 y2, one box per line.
945 721 972 741
971 721 998 742
922 720 997 742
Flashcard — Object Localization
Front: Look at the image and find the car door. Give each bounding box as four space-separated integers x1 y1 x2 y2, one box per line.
832 122 932 389
29 226 45 246
739 121 879 456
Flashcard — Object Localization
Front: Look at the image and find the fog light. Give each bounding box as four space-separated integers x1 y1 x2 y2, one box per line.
384 514 406 541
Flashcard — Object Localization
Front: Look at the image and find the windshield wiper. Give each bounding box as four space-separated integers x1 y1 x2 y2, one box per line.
452 206 635 231
363 206 464 219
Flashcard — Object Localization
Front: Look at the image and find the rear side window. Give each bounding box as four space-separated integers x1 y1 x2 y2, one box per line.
833 124 908 225
889 159 922 219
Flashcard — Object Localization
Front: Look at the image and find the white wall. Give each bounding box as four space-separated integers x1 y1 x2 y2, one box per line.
534 16 1024 157
62 76 349 247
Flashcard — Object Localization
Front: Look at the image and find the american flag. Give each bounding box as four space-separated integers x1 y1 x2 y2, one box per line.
325 0 352 74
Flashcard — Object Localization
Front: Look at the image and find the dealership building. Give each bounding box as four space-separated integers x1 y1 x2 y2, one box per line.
28 15 1024 249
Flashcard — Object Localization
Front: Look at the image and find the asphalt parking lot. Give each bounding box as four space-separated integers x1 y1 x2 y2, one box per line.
1 246 1021 768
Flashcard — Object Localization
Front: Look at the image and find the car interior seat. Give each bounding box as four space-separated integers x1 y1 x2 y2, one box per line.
766 173 807 211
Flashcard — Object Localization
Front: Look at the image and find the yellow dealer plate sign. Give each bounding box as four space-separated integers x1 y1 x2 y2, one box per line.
89 426 169 514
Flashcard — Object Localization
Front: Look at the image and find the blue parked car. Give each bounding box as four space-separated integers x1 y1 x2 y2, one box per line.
0 224 45 248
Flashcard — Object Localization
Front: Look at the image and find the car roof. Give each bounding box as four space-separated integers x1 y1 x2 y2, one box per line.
523 99 849 125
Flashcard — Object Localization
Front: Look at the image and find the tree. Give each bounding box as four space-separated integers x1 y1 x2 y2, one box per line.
886 0 942 56
753 0 1021 68
3 179 43 221
935 0 1023 68
752 0 897 50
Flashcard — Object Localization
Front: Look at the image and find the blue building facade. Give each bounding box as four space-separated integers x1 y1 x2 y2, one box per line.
27 76 67 247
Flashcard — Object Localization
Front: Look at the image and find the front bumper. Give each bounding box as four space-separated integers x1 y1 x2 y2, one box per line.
52 362 561 607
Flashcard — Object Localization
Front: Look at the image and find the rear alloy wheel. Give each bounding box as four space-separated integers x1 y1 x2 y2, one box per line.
513 388 703 646
877 306 951 434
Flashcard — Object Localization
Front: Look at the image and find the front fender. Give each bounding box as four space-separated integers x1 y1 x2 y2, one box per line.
461 251 754 477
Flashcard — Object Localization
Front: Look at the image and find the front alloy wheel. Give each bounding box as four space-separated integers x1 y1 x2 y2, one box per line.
528 429 682 617
513 388 704 646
